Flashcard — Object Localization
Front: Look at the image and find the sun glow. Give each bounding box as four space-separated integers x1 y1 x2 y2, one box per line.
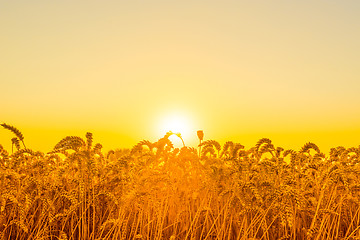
158 113 193 147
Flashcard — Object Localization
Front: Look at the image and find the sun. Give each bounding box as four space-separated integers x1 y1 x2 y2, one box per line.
158 113 193 147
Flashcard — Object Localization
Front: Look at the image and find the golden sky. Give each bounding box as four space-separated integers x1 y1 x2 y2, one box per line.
1 1 360 153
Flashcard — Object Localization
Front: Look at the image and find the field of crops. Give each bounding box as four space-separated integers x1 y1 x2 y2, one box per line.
1 124 360 240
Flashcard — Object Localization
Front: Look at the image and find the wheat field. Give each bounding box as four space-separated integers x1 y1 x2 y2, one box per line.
1 124 360 240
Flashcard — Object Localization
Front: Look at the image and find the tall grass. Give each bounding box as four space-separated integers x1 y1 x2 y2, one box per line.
1 124 360 239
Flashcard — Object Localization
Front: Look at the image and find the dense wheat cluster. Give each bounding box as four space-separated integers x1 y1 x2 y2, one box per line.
1 124 360 240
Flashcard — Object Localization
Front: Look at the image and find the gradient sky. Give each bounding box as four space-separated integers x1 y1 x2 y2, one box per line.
1 1 360 153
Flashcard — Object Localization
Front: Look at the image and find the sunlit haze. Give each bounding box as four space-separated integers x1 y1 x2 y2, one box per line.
1 1 360 153
157 111 194 147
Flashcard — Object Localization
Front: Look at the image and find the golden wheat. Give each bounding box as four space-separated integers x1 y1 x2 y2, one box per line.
1 125 360 239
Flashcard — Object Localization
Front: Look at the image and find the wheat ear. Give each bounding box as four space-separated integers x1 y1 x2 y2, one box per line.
1 123 26 149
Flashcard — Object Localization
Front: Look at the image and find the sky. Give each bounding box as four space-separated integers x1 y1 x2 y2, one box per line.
1 1 360 153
